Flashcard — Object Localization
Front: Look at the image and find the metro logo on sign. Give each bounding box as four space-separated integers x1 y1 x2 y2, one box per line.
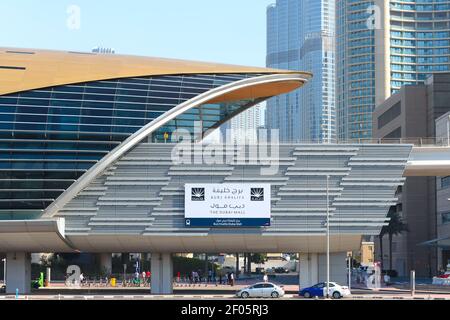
250 188 264 201
184 183 271 227
191 188 205 201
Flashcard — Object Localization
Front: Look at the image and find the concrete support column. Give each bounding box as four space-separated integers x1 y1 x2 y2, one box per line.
318 252 347 284
298 253 319 289
99 253 112 275
5 252 31 294
150 253 173 294
121 253 130 264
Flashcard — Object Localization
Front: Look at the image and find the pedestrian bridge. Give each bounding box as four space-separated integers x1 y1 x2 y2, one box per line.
405 146 450 176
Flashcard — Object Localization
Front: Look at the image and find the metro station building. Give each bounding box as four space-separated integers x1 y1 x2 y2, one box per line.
0 48 433 294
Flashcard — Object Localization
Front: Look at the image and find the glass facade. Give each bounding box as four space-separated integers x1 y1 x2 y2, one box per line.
0 73 264 219
337 0 450 140
442 211 450 224
266 0 336 143
441 176 450 189
390 0 450 92
337 0 376 140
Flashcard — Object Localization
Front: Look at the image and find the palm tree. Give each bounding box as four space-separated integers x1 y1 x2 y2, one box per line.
379 207 395 269
385 210 409 271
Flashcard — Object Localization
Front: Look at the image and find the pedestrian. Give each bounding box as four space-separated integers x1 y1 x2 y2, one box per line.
142 271 147 285
263 273 268 283
134 271 140 286
230 272 235 286
192 271 197 283
79 273 84 286
208 269 212 283
384 273 391 286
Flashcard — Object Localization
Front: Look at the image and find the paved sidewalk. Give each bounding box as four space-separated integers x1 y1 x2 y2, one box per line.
352 284 450 295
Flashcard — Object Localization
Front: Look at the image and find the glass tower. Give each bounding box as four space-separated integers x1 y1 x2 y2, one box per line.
221 104 263 144
266 0 336 143
337 0 450 140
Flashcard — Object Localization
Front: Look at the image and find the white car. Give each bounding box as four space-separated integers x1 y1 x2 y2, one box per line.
236 282 285 299
299 282 351 299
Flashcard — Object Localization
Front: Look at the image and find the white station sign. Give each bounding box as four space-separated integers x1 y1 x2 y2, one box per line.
184 183 271 227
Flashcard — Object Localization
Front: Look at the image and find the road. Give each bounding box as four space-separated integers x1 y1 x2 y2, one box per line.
2 273 450 300
1 285 450 300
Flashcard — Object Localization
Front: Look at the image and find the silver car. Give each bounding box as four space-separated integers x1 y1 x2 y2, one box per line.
236 282 285 299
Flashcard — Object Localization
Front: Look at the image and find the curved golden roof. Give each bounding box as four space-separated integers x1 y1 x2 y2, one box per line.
0 47 312 96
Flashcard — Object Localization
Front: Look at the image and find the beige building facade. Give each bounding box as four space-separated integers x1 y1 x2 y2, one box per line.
373 74 450 277
436 112 450 270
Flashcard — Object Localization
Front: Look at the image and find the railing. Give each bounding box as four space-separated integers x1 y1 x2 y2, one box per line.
284 138 450 146
152 137 450 147
347 138 450 147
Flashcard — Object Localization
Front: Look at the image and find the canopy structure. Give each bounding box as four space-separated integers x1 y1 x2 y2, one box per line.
0 218 74 252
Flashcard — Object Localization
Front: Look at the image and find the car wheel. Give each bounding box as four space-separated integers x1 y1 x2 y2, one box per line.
303 292 311 298
271 291 279 298
332 291 341 299
241 291 249 299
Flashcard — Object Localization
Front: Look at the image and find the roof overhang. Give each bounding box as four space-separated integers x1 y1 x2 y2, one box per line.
0 47 312 96
0 218 75 252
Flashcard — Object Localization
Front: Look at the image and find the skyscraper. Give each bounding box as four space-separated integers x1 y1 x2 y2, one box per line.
222 104 264 144
337 0 450 141
266 0 336 143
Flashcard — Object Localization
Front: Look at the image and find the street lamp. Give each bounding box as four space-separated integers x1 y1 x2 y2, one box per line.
347 252 352 291
123 264 127 286
326 174 330 299
1 258 5 286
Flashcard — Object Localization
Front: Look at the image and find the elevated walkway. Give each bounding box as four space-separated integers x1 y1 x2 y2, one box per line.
405 146 450 176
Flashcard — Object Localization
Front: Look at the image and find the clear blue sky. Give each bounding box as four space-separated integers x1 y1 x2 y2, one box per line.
0 0 274 67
